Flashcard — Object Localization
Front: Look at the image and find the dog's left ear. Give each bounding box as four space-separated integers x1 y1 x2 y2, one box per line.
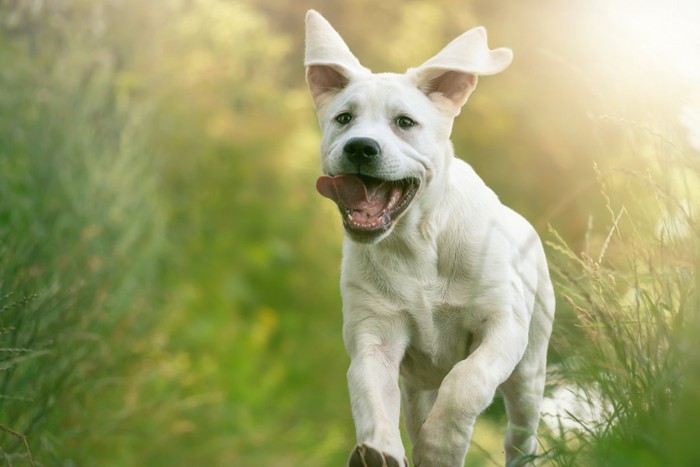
304 10 370 110
409 27 512 115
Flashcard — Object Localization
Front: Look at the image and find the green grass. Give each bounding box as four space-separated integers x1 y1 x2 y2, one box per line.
541 122 700 467
0 15 163 463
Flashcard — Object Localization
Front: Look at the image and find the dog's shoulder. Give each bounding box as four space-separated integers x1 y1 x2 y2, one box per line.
445 157 502 223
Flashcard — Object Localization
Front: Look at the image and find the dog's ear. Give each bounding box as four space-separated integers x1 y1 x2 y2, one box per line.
409 27 512 115
304 10 370 110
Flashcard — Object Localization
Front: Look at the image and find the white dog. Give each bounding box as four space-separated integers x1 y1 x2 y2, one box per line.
305 10 555 467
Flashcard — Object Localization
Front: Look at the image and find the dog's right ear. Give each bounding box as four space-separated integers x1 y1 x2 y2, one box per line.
304 10 369 110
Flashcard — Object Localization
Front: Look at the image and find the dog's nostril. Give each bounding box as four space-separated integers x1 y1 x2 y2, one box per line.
344 137 381 164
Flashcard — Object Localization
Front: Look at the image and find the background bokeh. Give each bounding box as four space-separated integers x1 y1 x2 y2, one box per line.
1 0 699 465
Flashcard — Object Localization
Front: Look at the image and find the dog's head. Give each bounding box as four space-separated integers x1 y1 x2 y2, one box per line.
305 10 512 243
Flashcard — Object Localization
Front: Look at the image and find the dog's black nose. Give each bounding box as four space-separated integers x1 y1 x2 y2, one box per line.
343 137 381 165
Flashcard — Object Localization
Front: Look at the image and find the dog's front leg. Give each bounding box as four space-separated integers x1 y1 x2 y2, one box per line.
345 322 408 467
412 312 528 467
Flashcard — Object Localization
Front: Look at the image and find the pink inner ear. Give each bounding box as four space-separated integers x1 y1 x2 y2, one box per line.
421 70 477 109
307 65 350 104
432 71 476 102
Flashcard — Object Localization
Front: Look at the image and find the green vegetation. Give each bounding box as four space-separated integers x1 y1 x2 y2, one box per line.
543 123 700 466
1 0 699 465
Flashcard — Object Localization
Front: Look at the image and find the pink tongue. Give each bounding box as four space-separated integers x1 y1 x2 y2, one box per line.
316 175 369 209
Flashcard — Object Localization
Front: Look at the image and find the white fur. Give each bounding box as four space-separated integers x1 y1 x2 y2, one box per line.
305 10 555 467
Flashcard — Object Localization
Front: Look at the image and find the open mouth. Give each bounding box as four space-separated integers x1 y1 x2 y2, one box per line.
316 174 419 241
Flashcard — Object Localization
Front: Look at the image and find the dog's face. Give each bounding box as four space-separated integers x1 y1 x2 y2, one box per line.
305 11 512 243
314 74 452 243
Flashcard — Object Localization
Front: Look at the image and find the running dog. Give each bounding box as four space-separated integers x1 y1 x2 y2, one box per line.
304 10 555 467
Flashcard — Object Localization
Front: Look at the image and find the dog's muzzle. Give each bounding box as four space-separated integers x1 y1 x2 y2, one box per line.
316 172 419 242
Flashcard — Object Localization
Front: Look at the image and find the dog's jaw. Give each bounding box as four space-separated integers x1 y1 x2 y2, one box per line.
344 178 420 244
317 174 421 244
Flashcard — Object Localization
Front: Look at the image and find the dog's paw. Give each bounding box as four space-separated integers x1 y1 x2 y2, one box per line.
348 444 408 467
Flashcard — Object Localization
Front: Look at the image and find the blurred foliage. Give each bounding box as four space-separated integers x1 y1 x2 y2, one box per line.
0 0 698 465
543 122 700 466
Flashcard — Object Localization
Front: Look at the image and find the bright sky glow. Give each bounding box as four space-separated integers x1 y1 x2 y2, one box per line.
601 0 700 81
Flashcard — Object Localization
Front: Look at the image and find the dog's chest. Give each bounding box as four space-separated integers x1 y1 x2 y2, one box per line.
384 257 483 388
399 293 480 389
348 235 489 388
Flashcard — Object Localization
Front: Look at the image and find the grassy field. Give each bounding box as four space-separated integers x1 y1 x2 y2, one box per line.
541 122 700 466
1 0 699 465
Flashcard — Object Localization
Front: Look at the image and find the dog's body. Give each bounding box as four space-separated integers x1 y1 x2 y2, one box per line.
305 11 554 467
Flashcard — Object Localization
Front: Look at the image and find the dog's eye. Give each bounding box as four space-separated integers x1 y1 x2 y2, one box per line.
396 116 416 129
335 112 353 125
